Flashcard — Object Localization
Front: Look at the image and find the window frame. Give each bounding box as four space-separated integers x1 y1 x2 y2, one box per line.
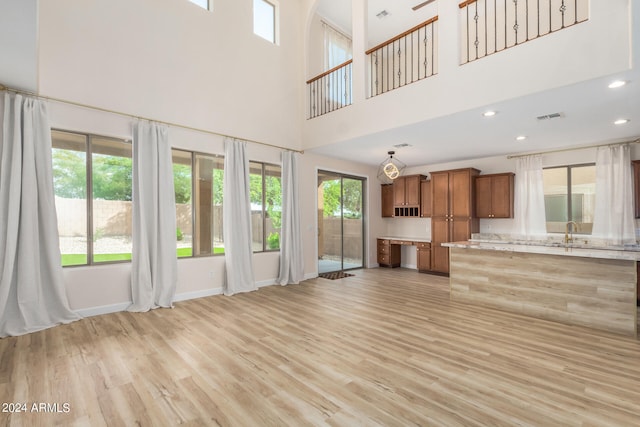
253 0 278 44
250 161 282 253
52 129 134 267
542 162 596 235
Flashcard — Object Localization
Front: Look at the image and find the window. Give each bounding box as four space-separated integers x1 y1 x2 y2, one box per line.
173 149 193 258
52 130 133 266
250 162 282 252
543 164 596 234
188 0 209 10
253 0 276 43
194 153 225 255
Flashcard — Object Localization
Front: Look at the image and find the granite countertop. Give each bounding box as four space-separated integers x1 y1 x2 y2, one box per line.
443 240 640 261
378 236 432 243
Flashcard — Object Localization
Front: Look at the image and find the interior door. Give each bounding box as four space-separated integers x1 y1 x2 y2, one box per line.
317 171 365 274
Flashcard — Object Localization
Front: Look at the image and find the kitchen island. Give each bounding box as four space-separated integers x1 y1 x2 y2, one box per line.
443 241 638 336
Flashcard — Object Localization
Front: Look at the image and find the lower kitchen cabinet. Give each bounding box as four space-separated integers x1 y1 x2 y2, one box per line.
378 239 400 268
416 242 431 272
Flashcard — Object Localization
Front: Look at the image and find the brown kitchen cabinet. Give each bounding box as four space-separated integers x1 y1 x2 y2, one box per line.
381 184 394 218
633 161 640 218
377 239 400 268
393 174 425 217
416 242 431 272
430 168 480 274
420 179 431 217
475 173 514 218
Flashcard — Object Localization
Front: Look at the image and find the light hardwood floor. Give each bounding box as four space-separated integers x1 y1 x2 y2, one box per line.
1 268 639 426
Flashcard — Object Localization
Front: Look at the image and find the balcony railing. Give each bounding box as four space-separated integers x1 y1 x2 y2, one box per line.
307 60 353 119
459 0 589 64
366 16 439 98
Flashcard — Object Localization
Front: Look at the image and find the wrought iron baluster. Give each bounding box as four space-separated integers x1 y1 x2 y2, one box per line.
560 0 567 28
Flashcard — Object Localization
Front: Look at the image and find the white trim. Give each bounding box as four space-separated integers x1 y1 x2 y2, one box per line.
74 302 130 318
174 287 223 302
257 279 277 288
401 263 417 270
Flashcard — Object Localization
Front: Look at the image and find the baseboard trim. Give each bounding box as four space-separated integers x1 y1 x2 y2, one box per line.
73 281 282 317
75 302 131 318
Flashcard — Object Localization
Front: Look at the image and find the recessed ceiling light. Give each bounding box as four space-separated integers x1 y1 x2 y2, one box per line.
614 119 630 125
516 135 527 141
483 111 497 117
608 80 627 89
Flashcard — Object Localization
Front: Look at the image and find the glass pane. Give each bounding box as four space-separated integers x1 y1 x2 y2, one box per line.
189 0 208 9
342 177 363 270
250 162 264 252
254 0 275 43
265 164 282 250
91 136 133 263
52 130 88 266
173 149 193 258
571 165 595 234
318 171 342 273
543 167 568 233
194 154 224 255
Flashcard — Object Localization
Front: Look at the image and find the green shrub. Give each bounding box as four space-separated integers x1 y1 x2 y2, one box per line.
267 232 280 249
176 227 183 241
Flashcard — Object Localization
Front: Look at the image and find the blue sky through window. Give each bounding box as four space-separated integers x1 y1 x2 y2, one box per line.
189 0 208 10
254 0 275 43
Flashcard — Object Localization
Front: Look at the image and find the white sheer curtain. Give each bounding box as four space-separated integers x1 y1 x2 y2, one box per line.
591 144 636 245
323 21 352 70
512 155 547 240
223 138 256 295
277 151 304 285
0 93 80 337
128 121 177 312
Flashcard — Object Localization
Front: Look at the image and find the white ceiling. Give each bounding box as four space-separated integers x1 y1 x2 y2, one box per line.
309 0 640 168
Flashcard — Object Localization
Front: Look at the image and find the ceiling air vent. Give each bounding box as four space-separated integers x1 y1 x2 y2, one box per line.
376 10 390 19
412 0 436 11
393 143 412 148
537 112 564 121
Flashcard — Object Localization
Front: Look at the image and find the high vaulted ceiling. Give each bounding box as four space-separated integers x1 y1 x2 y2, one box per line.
309 0 640 167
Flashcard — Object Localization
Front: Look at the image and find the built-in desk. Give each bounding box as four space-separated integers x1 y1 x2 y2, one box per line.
377 237 432 272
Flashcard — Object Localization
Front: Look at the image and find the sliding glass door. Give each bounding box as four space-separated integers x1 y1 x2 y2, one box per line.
317 171 365 274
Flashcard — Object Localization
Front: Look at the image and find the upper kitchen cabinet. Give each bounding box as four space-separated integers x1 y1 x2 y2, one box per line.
475 173 515 218
381 184 394 217
393 174 425 217
420 179 431 218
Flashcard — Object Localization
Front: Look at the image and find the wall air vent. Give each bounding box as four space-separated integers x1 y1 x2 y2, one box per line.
376 10 390 19
536 112 564 121
412 0 436 11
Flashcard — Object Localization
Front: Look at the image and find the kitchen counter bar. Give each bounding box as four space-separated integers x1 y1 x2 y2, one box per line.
445 242 638 336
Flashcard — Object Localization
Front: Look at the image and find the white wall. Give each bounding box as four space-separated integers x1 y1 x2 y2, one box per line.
302 0 633 151
38 0 304 150
0 0 38 91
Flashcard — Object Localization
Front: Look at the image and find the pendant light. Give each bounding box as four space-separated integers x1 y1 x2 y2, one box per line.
377 150 406 184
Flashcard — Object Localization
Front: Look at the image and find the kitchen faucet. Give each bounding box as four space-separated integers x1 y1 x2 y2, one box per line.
565 221 579 244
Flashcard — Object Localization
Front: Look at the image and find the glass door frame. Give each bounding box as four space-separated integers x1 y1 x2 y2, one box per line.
316 168 367 274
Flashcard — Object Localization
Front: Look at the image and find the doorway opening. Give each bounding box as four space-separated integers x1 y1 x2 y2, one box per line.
317 170 366 274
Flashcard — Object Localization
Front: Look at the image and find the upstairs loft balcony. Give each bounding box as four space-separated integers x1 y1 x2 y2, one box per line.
306 0 589 120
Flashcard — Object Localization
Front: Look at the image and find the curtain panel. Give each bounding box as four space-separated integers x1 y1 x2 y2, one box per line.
223 138 256 295
591 144 636 245
0 93 80 337
512 154 547 240
277 151 304 285
128 121 177 312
